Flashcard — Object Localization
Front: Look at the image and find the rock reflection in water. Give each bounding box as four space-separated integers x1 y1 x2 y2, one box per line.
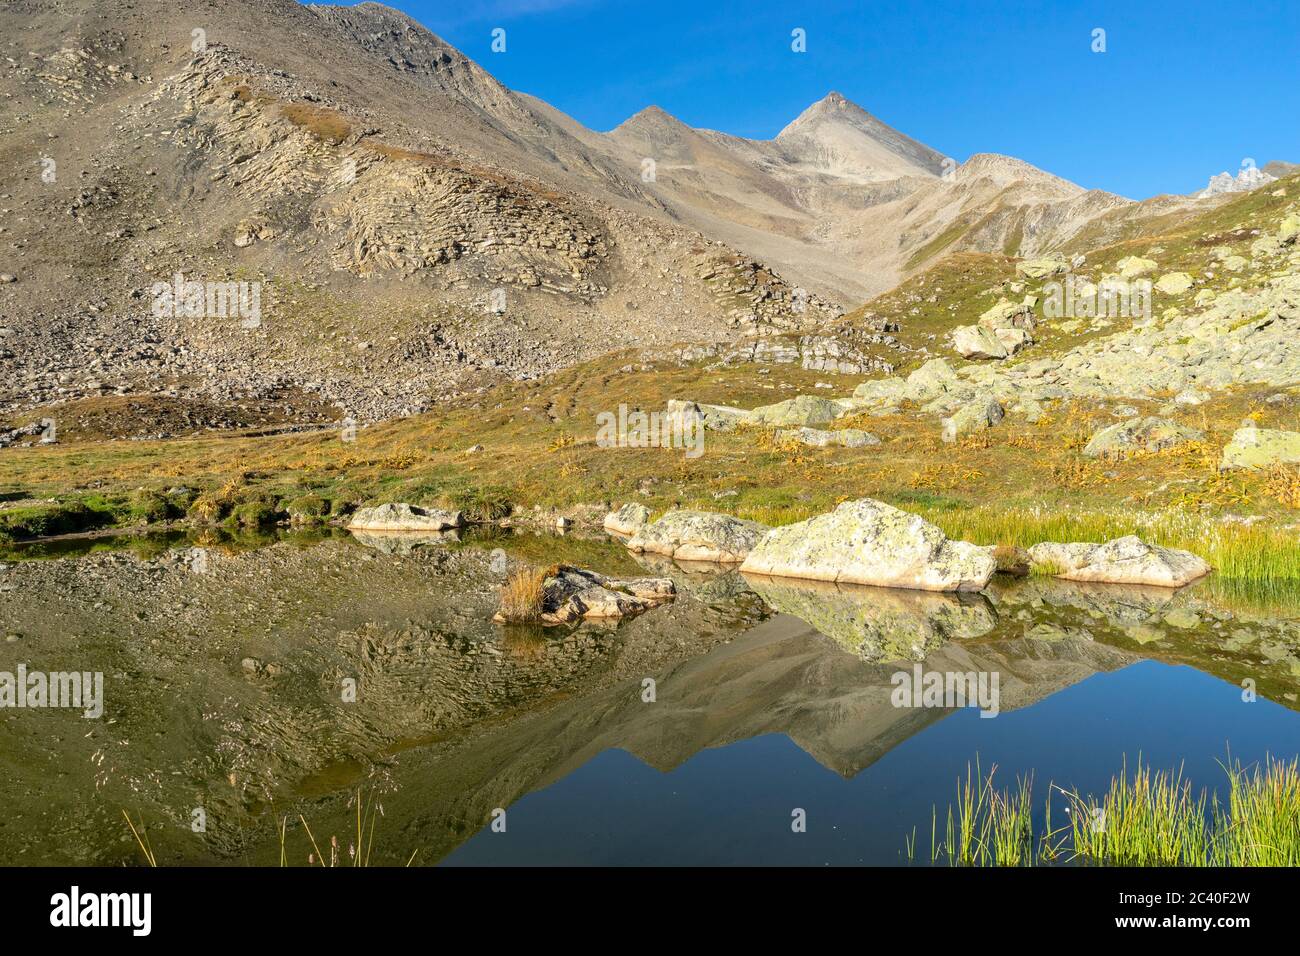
742 572 997 661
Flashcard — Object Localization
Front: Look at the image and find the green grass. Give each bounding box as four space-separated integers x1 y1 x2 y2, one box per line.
0 495 125 541
919 504 1300 610
914 755 1300 867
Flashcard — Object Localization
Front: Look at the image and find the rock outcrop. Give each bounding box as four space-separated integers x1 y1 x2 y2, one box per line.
1219 425 1300 470
748 395 849 427
1082 417 1204 459
348 502 465 531
739 498 996 592
1027 536 1210 588
603 503 651 536
776 426 880 448
626 511 770 563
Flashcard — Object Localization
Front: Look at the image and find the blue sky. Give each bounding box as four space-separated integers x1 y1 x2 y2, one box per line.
333 0 1300 199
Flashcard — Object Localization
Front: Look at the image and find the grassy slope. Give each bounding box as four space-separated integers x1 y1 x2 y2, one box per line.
2 174 1298 597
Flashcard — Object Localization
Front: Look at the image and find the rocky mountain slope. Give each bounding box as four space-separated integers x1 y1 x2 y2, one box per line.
0 0 1277 435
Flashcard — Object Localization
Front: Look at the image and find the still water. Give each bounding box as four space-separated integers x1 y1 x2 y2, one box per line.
1 529 1296 865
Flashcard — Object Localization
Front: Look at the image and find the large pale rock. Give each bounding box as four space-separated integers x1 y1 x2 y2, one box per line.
953 324 1007 360
1015 258 1069 280
603 503 651 536
1280 214 1300 245
749 394 847 427
739 498 997 592
1154 272 1194 295
905 358 960 400
348 502 464 531
626 511 770 563
1119 256 1158 278
993 327 1032 354
666 399 750 431
777 426 880 448
852 377 908 405
1219 426 1300 469
1028 536 1210 587
979 299 1036 331
1082 417 1204 459
941 397 1005 442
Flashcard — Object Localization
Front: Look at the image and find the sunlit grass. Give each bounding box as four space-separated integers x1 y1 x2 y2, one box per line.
914 755 1300 867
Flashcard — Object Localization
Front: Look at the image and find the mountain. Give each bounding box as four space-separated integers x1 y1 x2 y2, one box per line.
773 91 947 181
0 0 1213 431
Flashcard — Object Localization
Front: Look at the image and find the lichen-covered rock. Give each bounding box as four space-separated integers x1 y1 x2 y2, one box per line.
852 377 908 405
626 510 770 563
666 399 751 431
1219 425 1300 469
739 498 997 592
1119 256 1157 278
1015 258 1069 280
1154 272 1194 295
776 426 880 448
941 397 1005 442
904 358 960 400
993 327 1032 354
1028 536 1209 587
603 502 651 536
348 502 464 531
748 394 848 427
953 324 1007 360
1280 214 1300 245
1082 417 1204 459
978 299 1036 331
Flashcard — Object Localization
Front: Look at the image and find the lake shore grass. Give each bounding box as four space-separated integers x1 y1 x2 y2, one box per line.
916 755 1300 867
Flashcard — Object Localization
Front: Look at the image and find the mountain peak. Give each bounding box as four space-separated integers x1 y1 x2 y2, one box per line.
779 91 875 135
774 92 945 181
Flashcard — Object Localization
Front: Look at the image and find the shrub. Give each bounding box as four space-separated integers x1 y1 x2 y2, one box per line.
128 489 175 524
227 499 282 529
497 566 548 624
0 499 116 539
285 495 331 523
448 486 513 523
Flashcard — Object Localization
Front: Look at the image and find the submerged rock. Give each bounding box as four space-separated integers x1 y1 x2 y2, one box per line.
348 502 465 531
1219 425 1300 469
1082 416 1204 459
1028 536 1210 588
603 502 651 536
739 498 996 592
626 510 770 563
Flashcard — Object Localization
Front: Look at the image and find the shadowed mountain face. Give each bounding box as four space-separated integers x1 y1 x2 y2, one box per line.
0 0 1216 430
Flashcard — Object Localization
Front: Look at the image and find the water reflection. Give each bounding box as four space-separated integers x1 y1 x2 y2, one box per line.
1 534 1298 865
